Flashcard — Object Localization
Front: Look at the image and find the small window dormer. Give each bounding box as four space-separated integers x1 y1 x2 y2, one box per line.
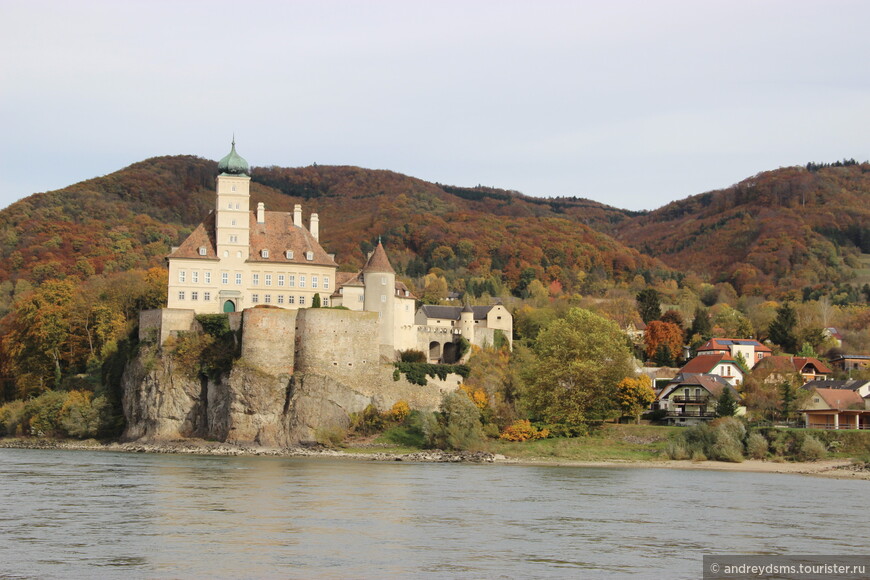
306 251 314 261
286 250 294 260
198 247 207 256
261 249 269 259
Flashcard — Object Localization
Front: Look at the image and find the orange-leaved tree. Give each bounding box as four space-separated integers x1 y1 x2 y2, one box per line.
643 321 683 362
615 375 656 424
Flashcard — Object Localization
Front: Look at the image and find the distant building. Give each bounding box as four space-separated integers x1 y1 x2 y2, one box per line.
165 141 512 361
656 373 744 426
696 338 771 368
677 353 744 386
829 354 870 374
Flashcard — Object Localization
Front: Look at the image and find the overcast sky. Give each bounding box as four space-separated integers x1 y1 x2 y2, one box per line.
1 0 867 211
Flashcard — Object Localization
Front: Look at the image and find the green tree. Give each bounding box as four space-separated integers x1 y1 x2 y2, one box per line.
636 288 662 324
768 302 798 353
689 306 713 342
312 293 322 308
733 352 751 375
715 387 739 418
525 308 634 426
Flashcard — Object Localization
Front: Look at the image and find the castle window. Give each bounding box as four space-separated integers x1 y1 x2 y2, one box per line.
306 251 314 261
231 219 236 226
191 292 199 301
288 275 296 287
381 276 386 285
223 251 228 258
236 251 242 258
252 294 259 303
299 276 306 288
235 273 242 285
358 295 364 302
205 272 211 284
299 296 306 306
204 292 211 301
323 297 329 306
228 202 232 209
252 274 259 286
198 247 207 256
222 272 229 285
278 275 285 287
323 277 330 290
265 274 272 286
381 295 386 303
231 185 236 192
261 249 269 259
286 250 294 259
192 271 199 284
178 271 186 283
178 291 185 300
288 296 295 304
229 235 238 243
235 203 240 209
264 294 271 304
312 276 318 289
277 295 284 304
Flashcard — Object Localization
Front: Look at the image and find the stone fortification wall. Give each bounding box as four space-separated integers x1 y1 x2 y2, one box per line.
240 307 297 376
123 307 460 446
139 308 196 345
294 309 380 376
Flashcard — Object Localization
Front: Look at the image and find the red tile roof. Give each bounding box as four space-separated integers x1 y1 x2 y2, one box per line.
755 356 832 375
697 338 772 353
678 353 735 375
811 388 864 411
168 210 337 268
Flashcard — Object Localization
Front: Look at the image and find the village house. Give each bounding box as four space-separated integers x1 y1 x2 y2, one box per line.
676 353 744 386
828 354 870 374
752 356 832 386
656 373 743 426
696 338 771 368
800 386 870 430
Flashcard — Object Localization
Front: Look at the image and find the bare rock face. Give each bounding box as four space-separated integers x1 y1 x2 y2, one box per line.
285 373 372 443
121 346 206 441
209 365 292 447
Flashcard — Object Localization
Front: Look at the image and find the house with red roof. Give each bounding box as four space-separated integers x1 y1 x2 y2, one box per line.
801 387 870 430
677 353 744 386
696 338 771 368
753 356 832 385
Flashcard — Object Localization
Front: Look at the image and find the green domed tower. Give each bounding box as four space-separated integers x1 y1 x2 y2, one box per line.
218 139 250 176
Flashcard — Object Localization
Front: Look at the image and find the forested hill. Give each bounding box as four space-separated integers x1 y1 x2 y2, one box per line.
0 156 664 297
612 162 870 297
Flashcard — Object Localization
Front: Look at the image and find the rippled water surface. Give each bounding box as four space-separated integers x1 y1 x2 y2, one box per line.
0 448 867 579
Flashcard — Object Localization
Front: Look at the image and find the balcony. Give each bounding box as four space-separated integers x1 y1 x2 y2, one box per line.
671 396 709 404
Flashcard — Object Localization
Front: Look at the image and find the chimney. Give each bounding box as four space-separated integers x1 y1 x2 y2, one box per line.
257 202 265 224
293 204 302 227
310 213 319 241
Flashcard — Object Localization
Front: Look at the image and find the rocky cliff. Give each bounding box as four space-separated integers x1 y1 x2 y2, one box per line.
122 308 459 445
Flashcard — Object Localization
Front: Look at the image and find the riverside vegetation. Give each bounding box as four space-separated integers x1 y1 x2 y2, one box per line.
2 158 870 463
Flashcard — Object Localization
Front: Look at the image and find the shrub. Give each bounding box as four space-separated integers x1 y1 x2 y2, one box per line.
711 431 744 463
798 435 827 462
394 362 470 386
60 390 107 439
349 404 386 436
666 440 690 460
440 391 484 450
314 425 346 448
746 433 769 459
24 391 67 437
388 400 410 423
399 349 427 363
499 419 550 442
0 400 26 436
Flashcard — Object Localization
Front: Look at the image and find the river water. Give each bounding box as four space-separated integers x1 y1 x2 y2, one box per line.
0 448 866 579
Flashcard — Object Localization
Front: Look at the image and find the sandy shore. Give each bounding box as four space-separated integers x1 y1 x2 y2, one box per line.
2 438 868 479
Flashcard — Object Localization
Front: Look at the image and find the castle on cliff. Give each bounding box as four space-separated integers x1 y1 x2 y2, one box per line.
160 142 511 362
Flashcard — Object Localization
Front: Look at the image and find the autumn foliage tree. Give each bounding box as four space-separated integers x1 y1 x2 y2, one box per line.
643 321 684 363
616 375 656 423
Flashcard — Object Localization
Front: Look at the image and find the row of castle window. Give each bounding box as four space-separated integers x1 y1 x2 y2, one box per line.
178 270 329 289
175 292 327 307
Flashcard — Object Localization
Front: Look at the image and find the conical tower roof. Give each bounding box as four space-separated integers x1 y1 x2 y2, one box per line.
361 241 395 274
